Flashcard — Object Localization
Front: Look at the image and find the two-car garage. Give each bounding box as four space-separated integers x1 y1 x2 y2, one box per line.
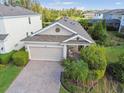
27 45 64 61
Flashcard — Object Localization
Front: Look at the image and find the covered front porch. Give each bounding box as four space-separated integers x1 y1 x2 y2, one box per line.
62 41 91 60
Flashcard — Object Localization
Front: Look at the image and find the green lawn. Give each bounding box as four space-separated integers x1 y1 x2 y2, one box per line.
108 31 124 45
0 64 22 93
105 45 124 63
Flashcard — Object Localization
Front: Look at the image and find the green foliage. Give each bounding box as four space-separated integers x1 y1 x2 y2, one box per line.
115 32 124 39
63 59 89 82
87 70 105 80
0 51 15 65
107 54 124 83
12 51 28 66
79 19 89 30
0 64 6 70
9 0 84 26
107 63 124 83
80 45 107 80
90 21 108 45
81 45 107 70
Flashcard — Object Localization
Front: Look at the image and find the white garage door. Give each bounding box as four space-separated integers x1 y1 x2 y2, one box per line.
29 46 63 61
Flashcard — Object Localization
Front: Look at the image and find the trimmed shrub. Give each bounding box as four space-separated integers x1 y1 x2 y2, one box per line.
0 51 15 64
80 45 107 80
63 59 89 82
12 51 28 66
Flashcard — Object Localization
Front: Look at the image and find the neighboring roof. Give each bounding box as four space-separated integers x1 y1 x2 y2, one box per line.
22 35 73 42
0 34 8 40
57 17 94 43
96 10 110 14
96 9 124 15
0 4 38 17
108 9 124 15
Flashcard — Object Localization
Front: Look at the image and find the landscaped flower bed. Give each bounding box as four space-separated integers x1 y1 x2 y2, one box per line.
61 72 98 93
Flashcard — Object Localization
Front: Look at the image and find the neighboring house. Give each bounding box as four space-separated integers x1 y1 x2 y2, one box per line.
93 9 124 32
0 0 8 4
22 17 95 61
93 10 109 19
0 4 42 54
83 11 96 19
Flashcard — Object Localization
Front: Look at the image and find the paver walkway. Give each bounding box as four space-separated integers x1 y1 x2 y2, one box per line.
6 60 62 93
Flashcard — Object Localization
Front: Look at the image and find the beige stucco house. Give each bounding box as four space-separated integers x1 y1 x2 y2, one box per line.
22 17 95 61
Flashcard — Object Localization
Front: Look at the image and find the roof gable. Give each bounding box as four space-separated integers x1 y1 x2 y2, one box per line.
63 35 92 43
39 23 76 36
57 17 94 43
30 17 94 43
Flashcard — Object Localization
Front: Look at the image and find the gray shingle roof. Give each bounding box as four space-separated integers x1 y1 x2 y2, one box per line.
96 9 124 15
96 10 110 14
108 9 124 15
23 17 94 43
57 17 94 43
0 34 8 40
62 40 90 45
0 4 38 17
22 35 73 42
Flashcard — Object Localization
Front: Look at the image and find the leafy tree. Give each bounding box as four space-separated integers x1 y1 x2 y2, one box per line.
90 21 108 45
79 19 89 30
80 45 107 80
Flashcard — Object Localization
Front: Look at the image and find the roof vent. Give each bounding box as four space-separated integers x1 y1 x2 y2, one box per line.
63 16 68 22
70 22 75 25
64 19 67 22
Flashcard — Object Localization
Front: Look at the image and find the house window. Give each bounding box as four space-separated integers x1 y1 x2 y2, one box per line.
28 17 31 24
31 32 33 34
1 47 3 51
26 32 29 37
55 28 60 32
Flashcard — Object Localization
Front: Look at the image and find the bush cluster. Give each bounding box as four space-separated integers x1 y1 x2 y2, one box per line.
0 49 28 66
80 45 107 80
107 54 124 83
0 51 15 64
12 51 28 66
115 32 124 39
89 21 108 45
63 59 89 82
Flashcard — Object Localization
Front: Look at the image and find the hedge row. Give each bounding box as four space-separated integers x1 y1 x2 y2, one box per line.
0 51 15 64
0 50 28 66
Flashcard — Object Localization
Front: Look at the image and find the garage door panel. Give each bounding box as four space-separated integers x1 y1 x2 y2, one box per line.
29 46 63 61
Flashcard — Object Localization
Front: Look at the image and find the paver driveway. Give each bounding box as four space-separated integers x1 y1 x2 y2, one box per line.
6 60 62 93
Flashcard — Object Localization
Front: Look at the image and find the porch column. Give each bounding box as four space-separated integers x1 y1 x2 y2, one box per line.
63 45 67 59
